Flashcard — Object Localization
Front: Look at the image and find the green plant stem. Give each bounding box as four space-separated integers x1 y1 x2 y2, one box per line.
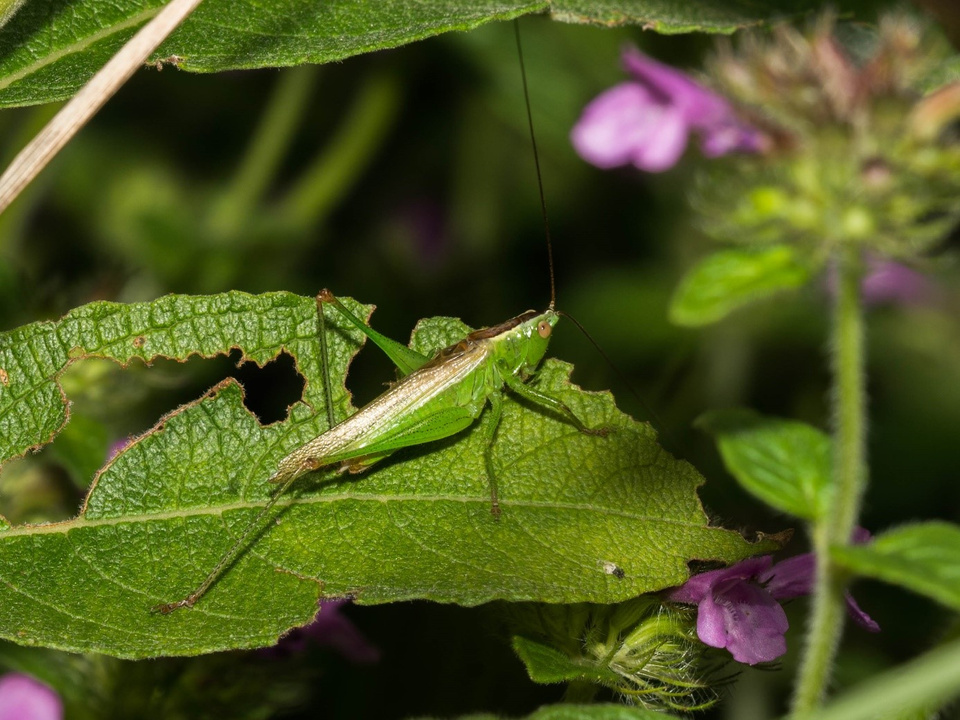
278 69 401 230
791 634 960 720
563 680 599 703
208 65 318 238
791 246 867 714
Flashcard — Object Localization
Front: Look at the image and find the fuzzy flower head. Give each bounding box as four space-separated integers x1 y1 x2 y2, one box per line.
698 14 960 260
668 538 878 666
571 46 761 172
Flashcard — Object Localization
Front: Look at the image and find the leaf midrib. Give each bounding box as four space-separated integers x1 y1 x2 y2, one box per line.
0 8 156 94
1 492 698 536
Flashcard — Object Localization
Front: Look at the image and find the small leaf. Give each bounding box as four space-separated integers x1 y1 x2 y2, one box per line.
0 292 771 658
697 408 830 520
525 704 679 720
669 246 813 327
832 522 960 611
513 635 620 685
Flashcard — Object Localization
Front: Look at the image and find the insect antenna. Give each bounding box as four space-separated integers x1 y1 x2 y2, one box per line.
512 21 679 452
513 20 556 311
558 310 678 450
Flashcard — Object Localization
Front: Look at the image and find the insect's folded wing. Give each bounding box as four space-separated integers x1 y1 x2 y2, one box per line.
273 342 491 479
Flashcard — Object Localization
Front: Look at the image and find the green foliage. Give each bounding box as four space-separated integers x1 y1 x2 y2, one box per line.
514 635 621 685
698 408 830 520
510 599 713 711
415 703 682 719
832 521 960 610
0 0 849 108
793 635 960 720
669 246 814 327
0 292 770 658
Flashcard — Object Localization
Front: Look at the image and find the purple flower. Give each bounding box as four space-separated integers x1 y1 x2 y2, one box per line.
571 46 761 172
265 599 380 663
861 258 932 306
106 437 131 461
0 674 62 720
668 532 878 665
825 255 934 307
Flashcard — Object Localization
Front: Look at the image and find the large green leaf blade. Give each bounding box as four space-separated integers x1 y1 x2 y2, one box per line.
0 292 769 658
549 0 817 34
1 0 847 108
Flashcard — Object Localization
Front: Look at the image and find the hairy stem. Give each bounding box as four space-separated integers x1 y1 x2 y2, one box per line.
791 246 867 713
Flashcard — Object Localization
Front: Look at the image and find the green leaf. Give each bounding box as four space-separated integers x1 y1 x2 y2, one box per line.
669 246 813 327
415 704 680 720
548 0 817 34
697 408 830 520
0 292 770 658
831 522 960 611
1 0 846 108
513 635 621 685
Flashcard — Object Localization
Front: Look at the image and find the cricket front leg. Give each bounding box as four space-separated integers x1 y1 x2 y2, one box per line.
502 372 610 437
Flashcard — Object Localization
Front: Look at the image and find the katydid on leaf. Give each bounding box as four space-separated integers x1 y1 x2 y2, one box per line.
154 21 607 614
154 292 608 614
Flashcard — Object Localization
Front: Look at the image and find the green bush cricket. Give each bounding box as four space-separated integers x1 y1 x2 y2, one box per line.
155 23 607 614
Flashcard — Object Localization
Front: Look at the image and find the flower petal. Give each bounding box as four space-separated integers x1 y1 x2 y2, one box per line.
629 105 690 171
845 592 881 632
668 556 773 604
709 578 789 665
621 46 729 125
700 120 764 157
760 553 815 600
0 674 62 720
570 82 690 172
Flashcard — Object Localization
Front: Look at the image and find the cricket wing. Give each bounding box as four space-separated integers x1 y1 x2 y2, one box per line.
270 341 493 483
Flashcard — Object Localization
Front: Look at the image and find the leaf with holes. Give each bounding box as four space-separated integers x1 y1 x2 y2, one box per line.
0 291 773 658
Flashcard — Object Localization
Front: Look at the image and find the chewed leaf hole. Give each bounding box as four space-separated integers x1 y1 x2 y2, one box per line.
233 350 304 425
6 350 305 511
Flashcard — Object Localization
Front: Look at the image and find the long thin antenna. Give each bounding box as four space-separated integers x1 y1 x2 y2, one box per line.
559 310 683 455
513 20 556 310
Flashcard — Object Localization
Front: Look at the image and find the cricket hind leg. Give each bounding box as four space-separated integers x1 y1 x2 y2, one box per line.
317 289 431 377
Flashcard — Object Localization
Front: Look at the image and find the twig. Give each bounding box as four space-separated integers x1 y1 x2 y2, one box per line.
0 0 206 215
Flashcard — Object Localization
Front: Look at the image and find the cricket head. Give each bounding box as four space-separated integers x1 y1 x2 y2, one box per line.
516 308 560 373
475 308 559 376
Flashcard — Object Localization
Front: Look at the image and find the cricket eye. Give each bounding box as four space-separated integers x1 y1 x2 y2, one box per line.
537 321 551 339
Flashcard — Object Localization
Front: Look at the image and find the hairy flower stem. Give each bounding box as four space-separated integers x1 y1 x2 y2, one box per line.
792 246 867 714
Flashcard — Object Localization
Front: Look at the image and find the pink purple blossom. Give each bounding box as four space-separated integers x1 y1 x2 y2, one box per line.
0 674 62 720
861 258 932 306
668 532 878 665
265 599 380 663
571 46 761 172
